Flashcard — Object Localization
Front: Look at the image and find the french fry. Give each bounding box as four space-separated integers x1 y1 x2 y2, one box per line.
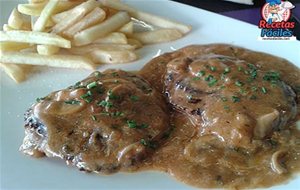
90 49 138 64
0 63 27 83
93 32 127 44
63 7 106 38
33 0 59 32
0 52 95 70
100 0 192 34
18 2 46 16
130 29 183 44
37 44 60 55
73 11 131 46
8 8 24 29
0 42 31 52
3 24 15 31
127 38 142 49
51 9 71 23
18 1 84 16
69 44 135 55
0 30 71 48
28 0 46 3
51 0 99 34
118 21 133 35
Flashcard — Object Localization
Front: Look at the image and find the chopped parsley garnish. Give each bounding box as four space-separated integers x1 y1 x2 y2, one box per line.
205 75 214 81
64 100 81 105
263 71 280 82
247 64 257 80
250 95 257 100
140 124 149 129
251 86 258 92
108 90 119 100
127 120 149 129
74 82 84 89
221 97 228 102
130 95 139 101
205 75 218 87
94 71 102 78
208 78 218 87
192 77 200 81
87 81 97 89
235 80 244 87
223 67 230 74
238 66 243 72
231 96 240 103
98 100 113 108
80 91 93 103
36 97 46 102
140 139 157 149
140 139 148 146
224 105 230 111
112 111 124 117
261 87 267 94
197 70 206 77
127 120 137 128
219 85 226 89
111 72 118 77
210 66 217 72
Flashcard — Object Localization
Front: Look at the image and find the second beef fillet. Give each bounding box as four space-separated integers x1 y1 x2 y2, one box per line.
165 54 297 150
20 70 170 173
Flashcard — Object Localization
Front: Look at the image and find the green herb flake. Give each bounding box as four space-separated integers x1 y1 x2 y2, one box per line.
127 120 137 128
36 97 46 102
192 77 200 81
87 81 97 89
224 105 230 111
223 67 230 74
130 95 139 101
108 90 119 100
64 99 81 105
238 66 243 72
263 71 280 82
208 78 218 87
94 71 102 78
261 87 267 94
205 75 214 82
98 100 113 108
197 70 206 77
221 97 228 102
140 124 149 129
210 66 217 72
111 72 118 77
235 80 244 87
231 96 240 103
140 139 148 146
112 111 124 117
251 86 258 92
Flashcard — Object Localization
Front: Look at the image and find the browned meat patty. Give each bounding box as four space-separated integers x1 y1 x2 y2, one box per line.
165 54 297 149
140 44 299 150
20 70 170 173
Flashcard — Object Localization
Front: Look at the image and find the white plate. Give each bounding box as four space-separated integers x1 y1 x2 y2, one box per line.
1 1 300 190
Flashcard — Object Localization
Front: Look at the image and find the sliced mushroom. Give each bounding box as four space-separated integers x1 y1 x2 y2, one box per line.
271 150 288 174
254 109 280 139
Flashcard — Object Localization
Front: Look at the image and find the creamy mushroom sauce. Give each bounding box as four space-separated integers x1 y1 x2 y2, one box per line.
138 44 300 189
22 44 300 188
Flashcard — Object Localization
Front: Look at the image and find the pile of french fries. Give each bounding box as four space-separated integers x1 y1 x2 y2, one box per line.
0 0 192 83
